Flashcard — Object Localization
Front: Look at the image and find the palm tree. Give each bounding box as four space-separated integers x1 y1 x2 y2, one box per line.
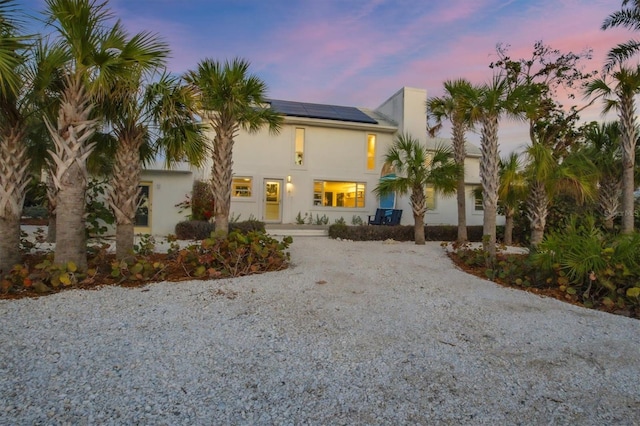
105 71 206 259
524 142 597 245
585 65 640 234
44 0 166 269
602 0 640 71
184 58 282 236
581 122 623 230
498 153 526 245
374 133 459 245
26 39 71 243
427 78 475 243
465 77 525 260
0 0 31 274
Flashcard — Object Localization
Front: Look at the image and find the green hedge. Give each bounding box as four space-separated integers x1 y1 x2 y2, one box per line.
175 220 266 240
328 224 491 242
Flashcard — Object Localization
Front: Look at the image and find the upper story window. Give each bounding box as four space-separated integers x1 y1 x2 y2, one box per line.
474 188 483 211
295 128 305 166
426 185 436 210
313 180 366 208
367 134 376 170
232 177 252 198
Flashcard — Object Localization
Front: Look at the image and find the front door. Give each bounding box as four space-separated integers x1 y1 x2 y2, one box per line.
263 179 282 223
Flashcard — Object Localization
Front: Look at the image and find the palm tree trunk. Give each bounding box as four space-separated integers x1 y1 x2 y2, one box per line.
0 216 20 274
452 124 467 242
211 124 234 237
504 209 514 245
527 180 548 246
620 95 637 234
456 179 467 243
45 75 98 270
109 132 144 259
480 115 499 261
600 178 621 231
55 162 89 269
410 186 427 245
45 172 57 243
0 126 29 273
414 213 426 245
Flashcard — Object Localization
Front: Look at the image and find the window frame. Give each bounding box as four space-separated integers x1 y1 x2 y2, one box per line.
366 134 376 171
294 127 305 167
473 187 484 211
425 184 436 211
232 176 254 199
313 180 366 209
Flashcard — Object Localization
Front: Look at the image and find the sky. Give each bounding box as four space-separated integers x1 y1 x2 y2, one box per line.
20 0 634 154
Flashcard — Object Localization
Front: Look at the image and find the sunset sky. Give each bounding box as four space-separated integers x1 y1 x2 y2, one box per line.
21 0 633 153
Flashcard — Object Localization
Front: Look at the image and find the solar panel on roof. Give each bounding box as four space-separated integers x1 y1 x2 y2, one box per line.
268 100 378 124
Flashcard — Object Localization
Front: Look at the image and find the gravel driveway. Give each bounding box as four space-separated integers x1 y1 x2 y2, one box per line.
1 237 639 425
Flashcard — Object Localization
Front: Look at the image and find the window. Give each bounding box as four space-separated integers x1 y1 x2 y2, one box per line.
135 182 151 228
232 177 252 197
474 188 483 211
295 128 305 165
367 134 376 170
313 180 365 208
426 185 436 210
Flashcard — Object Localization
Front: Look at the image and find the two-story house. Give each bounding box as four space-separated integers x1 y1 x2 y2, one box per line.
138 87 492 235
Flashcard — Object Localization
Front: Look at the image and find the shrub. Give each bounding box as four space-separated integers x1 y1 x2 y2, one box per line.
191 180 215 221
22 205 48 219
229 219 265 234
2 230 291 295
175 219 266 240
530 215 640 311
314 214 329 225
351 215 364 226
175 220 215 240
175 231 292 278
85 179 114 238
175 180 215 221
295 212 306 224
328 224 485 242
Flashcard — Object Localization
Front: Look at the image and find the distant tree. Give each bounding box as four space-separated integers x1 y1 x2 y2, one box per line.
602 0 640 71
427 78 475 242
184 58 282 236
374 133 459 245
490 41 595 244
498 153 526 245
524 141 597 245
580 122 623 230
585 65 640 234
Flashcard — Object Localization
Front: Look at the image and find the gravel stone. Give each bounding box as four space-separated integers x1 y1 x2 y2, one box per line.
1 238 639 425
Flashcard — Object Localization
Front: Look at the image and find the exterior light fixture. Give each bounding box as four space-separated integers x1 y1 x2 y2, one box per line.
287 175 292 183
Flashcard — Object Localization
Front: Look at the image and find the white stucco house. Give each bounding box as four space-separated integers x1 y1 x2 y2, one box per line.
138 86 495 236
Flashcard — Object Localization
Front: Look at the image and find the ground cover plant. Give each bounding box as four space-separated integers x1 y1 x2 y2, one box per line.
1 230 292 299
448 217 640 319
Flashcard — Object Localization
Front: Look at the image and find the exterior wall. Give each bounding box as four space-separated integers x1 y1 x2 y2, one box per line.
376 87 427 143
139 165 194 236
198 118 397 224
186 86 503 229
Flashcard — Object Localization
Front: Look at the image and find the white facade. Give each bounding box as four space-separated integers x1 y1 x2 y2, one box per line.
136 162 194 236
139 86 499 235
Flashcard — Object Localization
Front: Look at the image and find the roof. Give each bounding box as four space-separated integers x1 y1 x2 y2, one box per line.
268 99 378 125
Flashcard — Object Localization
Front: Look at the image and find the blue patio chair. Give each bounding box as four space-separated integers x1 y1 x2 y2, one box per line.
368 208 387 225
385 209 402 226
